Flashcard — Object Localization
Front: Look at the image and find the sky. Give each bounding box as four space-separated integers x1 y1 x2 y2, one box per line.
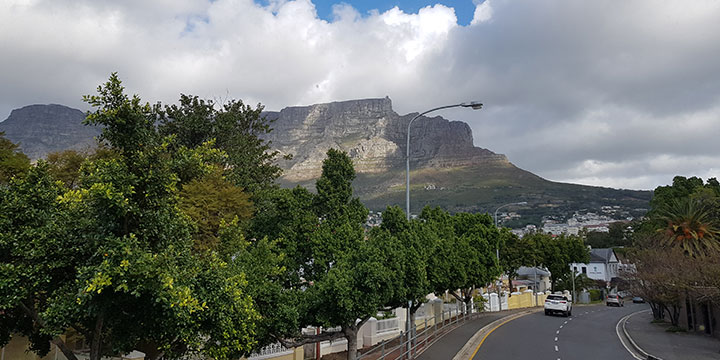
1 0 719 191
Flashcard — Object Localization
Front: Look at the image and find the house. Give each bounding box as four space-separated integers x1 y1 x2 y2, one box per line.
569 248 620 284
515 266 551 293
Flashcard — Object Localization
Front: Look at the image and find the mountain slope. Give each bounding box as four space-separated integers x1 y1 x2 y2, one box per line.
264 98 651 216
0 100 651 219
0 104 100 159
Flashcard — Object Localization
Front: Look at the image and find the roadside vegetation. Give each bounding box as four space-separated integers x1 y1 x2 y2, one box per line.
0 74 595 360
625 176 720 327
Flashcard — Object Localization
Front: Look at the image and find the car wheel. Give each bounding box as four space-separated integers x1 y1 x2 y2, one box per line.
545 310 549 316
568 309 572 316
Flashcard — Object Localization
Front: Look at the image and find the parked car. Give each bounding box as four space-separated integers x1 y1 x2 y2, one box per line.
632 296 645 303
545 294 572 316
606 294 624 307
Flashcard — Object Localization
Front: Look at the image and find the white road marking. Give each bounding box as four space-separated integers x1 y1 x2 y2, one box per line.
555 345 559 352
559 325 563 329
556 330 560 334
555 337 558 342
563 321 568 324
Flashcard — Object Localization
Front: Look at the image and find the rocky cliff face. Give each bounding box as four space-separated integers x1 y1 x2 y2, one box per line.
264 97 509 182
0 104 100 160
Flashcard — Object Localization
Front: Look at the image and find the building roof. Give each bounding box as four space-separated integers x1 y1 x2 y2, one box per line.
589 248 617 264
517 266 550 277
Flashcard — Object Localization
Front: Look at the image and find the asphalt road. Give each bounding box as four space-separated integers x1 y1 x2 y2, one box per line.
473 302 649 360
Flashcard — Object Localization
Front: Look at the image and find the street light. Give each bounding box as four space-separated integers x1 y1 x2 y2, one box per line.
404 101 482 357
405 101 483 220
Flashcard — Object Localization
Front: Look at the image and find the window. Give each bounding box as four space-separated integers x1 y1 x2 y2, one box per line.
573 266 578 273
582 267 587 274
593 266 597 272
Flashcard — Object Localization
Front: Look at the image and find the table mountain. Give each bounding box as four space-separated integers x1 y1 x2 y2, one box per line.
0 99 651 217
0 104 100 160
264 97 651 215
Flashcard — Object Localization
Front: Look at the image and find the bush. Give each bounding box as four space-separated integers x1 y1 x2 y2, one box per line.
589 289 603 301
473 295 487 312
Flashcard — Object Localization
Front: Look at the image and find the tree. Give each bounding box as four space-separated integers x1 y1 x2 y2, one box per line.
1 74 260 360
179 169 254 253
249 149 403 360
0 163 81 360
46 149 87 188
158 94 282 195
421 207 501 310
531 232 589 291
501 230 541 292
655 198 720 257
0 131 30 184
371 206 435 343
585 222 631 248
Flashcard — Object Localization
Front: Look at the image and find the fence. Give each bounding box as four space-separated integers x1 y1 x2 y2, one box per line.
357 303 475 360
248 342 293 359
376 318 399 334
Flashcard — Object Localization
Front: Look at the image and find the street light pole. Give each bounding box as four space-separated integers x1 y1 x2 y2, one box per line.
492 201 527 308
404 101 481 358
405 101 482 220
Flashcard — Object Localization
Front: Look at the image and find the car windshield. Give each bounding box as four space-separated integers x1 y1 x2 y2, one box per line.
548 295 565 300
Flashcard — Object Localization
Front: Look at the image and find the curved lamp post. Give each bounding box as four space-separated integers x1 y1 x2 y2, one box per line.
404 101 482 357
492 201 528 307
405 101 483 220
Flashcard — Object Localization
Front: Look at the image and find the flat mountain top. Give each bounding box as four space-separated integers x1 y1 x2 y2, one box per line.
0 104 100 160
1 99 651 222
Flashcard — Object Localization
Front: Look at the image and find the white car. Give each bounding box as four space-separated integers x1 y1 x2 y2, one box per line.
544 294 572 317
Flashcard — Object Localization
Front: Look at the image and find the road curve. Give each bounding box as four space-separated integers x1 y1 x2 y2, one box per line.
472 302 649 360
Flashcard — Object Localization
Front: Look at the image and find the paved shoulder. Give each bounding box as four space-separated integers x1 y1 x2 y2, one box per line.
415 310 525 360
624 309 720 360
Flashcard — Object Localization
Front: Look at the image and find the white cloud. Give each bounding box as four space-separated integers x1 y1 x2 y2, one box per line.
1 0 720 190
470 0 492 25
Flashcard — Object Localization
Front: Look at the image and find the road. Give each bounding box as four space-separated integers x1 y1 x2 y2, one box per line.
472 302 648 360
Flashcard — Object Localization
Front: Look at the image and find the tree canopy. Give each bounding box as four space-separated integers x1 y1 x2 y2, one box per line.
0 131 30 184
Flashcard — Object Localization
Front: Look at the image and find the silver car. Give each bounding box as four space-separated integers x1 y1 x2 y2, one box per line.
606 294 624 307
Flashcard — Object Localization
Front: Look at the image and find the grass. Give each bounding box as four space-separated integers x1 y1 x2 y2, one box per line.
281 162 652 218
666 326 687 333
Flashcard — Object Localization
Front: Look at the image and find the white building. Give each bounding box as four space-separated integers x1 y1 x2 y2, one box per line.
570 248 620 283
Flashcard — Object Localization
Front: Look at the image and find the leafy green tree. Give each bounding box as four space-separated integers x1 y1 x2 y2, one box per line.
650 176 717 212
0 131 30 184
555 273 596 293
46 149 87 188
179 169 254 253
501 230 542 292
253 149 403 360
530 232 589 291
1 74 260 360
158 94 282 195
372 206 435 338
421 207 501 309
584 222 631 249
0 163 80 359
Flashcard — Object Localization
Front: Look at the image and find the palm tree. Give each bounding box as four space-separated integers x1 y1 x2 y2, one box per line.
656 198 720 257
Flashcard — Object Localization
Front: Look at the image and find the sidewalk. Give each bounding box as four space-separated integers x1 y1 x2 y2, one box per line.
624 310 720 360
415 309 530 360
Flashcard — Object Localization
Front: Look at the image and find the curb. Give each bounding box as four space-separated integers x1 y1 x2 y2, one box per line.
617 309 664 360
451 308 540 360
